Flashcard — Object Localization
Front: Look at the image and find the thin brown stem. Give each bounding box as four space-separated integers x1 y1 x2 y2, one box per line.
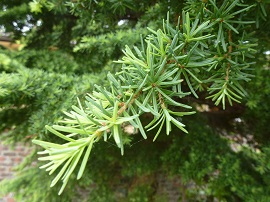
117 90 142 116
225 30 232 81
158 92 166 109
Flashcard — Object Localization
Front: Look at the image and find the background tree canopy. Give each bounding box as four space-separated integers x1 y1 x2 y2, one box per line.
1 0 270 201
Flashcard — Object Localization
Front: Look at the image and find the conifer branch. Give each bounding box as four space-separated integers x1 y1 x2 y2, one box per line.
32 1 260 194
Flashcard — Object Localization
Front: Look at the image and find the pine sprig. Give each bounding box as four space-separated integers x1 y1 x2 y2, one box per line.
33 12 205 193
33 6 258 194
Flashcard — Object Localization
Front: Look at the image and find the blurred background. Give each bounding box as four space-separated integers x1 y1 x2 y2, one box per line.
1 0 270 201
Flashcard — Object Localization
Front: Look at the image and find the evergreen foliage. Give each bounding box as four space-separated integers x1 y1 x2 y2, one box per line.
1 0 270 201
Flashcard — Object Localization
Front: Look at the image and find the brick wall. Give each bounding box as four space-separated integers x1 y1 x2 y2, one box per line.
0 141 32 202
156 174 181 201
0 142 184 201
